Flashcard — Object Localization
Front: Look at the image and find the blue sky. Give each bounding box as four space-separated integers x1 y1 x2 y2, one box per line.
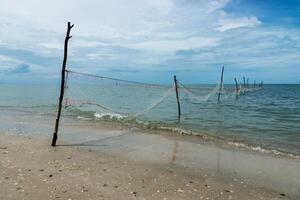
0 0 299 84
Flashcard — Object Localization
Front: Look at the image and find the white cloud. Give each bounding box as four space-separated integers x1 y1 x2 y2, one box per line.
215 14 262 32
0 54 16 62
41 39 103 50
0 54 23 67
0 0 174 37
86 52 116 60
40 42 63 50
207 0 231 13
73 40 103 48
129 37 220 52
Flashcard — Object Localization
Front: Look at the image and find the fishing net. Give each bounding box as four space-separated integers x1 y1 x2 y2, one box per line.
177 80 236 103
63 70 174 118
177 79 263 104
60 69 263 122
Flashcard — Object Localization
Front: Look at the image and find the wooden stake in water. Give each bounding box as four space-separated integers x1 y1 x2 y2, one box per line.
234 78 239 100
243 77 246 88
234 78 239 94
51 22 74 147
173 75 181 118
218 66 224 103
254 80 256 89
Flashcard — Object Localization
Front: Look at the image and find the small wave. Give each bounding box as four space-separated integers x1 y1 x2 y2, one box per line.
228 142 300 159
94 112 126 120
77 116 93 121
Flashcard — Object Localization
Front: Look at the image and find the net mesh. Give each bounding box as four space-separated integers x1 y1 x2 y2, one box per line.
177 80 262 104
63 70 174 118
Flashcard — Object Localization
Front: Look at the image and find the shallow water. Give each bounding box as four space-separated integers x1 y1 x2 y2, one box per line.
0 82 299 157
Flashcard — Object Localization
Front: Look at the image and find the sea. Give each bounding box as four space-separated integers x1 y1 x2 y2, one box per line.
0 79 299 158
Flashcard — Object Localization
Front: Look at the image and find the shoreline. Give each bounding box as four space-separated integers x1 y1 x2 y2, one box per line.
0 134 296 200
1 107 299 160
0 106 300 161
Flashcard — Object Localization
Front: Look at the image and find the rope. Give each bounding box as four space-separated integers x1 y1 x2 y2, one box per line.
66 69 170 88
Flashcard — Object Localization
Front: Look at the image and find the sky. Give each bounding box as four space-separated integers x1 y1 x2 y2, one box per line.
0 0 299 84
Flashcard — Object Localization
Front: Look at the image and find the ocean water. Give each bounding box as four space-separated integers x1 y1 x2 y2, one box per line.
0 80 299 158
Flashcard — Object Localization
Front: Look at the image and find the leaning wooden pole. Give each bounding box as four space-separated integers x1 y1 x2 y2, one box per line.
51 22 74 147
218 66 224 103
173 75 181 118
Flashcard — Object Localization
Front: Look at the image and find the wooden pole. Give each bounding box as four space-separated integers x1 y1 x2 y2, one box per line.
51 22 74 147
243 77 246 88
218 66 224 103
234 78 239 94
254 80 256 89
173 75 181 117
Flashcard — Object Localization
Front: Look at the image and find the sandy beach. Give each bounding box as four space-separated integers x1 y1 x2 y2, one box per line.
0 130 298 200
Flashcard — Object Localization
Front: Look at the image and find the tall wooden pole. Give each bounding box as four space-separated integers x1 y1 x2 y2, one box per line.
243 77 246 88
173 75 181 117
254 80 256 89
51 22 74 147
218 66 224 103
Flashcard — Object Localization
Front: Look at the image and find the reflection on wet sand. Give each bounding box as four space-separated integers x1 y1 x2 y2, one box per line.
61 126 300 198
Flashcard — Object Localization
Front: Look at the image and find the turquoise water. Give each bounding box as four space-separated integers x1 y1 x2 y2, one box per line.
0 81 299 157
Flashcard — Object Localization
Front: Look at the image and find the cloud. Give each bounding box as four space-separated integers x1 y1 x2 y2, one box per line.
215 14 262 32
0 0 175 37
0 54 18 62
0 0 299 83
86 52 116 60
40 42 63 50
1 63 30 74
129 37 220 52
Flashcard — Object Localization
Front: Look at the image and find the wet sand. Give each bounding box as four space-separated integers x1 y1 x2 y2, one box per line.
0 111 299 199
0 132 298 200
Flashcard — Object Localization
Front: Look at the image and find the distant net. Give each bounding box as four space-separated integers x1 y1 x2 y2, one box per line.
177 80 262 104
63 70 174 119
